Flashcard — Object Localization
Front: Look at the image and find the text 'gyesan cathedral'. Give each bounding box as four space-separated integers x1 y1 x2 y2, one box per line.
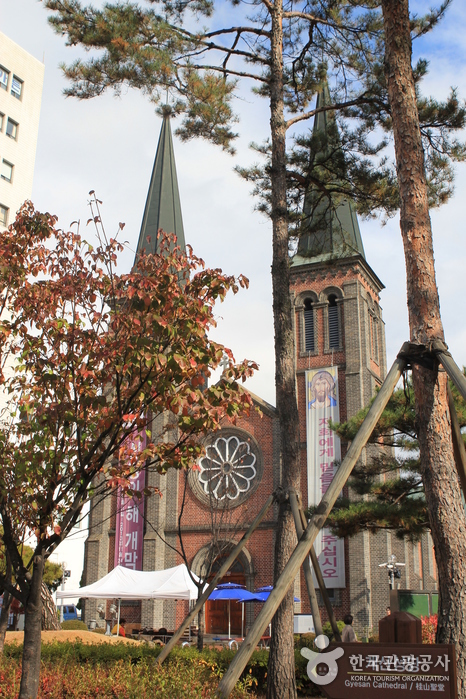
82 93 438 637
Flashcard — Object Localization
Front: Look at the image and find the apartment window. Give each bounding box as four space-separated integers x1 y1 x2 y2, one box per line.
0 113 4 131
11 75 23 100
303 298 315 352
6 118 18 140
328 294 340 349
0 66 9 91
0 205 8 226
1 160 13 182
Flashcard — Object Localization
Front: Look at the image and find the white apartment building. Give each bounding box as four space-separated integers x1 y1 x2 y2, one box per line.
0 32 44 230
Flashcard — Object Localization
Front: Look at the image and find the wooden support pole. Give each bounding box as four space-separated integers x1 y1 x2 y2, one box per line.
156 492 275 664
299 506 342 643
435 345 466 403
289 489 323 637
216 355 406 698
447 383 466 502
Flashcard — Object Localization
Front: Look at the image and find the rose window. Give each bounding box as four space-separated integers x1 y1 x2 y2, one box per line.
198 435 257 501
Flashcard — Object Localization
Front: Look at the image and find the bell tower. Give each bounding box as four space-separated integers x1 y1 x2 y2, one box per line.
290 87 389 631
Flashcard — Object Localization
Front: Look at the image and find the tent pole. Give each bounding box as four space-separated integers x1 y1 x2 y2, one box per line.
117 599 121 637
156 492 275 664
228 600 231 640
216 354 406 698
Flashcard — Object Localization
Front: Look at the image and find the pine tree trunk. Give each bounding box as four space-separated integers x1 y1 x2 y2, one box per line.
381 2 466 697
18 554 45 699
266 0 301 696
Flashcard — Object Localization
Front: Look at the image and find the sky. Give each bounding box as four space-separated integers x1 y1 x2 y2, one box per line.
1 0 465 595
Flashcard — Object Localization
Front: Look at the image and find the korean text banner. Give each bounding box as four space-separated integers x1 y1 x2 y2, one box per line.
306 367 345 587
114 429 146 571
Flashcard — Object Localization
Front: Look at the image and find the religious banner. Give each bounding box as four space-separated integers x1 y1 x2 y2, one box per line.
114 429 146 571
306 367 345 587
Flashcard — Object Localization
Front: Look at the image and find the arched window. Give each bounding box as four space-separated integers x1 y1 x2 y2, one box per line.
370 314 379 362
303 298 315 352
328 294 340 349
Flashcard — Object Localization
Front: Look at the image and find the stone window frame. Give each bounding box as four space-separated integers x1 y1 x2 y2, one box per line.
366 297 382 366
321 286 344 354
295 290 319 358
368 311 380 365
188 426 263 509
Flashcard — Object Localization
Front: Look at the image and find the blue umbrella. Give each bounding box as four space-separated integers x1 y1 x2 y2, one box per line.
208 585 257 638
254 586 300 602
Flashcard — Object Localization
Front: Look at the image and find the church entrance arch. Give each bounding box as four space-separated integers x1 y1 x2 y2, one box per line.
205 557 246 636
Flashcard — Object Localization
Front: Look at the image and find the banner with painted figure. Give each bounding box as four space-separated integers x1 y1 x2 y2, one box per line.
306 367 345 587
114 429 147 571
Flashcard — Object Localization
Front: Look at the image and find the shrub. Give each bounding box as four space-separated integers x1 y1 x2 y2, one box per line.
421 614 438 644
295 649 326 697
322 620 345 641
1 641 326 697
294 633 316 650
0 655 255 698
61 620 88 631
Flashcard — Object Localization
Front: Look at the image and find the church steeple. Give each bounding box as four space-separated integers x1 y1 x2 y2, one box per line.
292 85 365 265
135 110 185 259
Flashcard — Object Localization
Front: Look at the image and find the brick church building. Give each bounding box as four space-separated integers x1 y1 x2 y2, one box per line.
82 98 438 637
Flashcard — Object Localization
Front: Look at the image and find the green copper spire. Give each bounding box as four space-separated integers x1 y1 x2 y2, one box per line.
136 111 185 257
292 85 365 265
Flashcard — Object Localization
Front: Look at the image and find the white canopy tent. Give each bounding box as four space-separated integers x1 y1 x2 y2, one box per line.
57 564 200 635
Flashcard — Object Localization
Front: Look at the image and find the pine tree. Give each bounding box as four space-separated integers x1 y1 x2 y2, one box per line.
323 375 466 540
41 1 466 695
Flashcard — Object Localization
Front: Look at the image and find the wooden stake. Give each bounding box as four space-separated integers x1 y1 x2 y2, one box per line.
216 354 405 697
298 505 342 642
156 492 275 664
436 345 466 403
447 383 466 502
289 489 323 637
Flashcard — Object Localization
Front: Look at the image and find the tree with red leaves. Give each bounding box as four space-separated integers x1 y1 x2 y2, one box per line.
0 198 256 699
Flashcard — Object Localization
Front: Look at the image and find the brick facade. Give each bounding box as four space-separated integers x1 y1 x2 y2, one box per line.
290 253 437 636
82 246 437 638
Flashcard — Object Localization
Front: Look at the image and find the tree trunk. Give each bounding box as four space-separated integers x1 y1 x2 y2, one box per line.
41 583 60 631
0 554 13 652
197 603 205 651
19 554 45 699
0 589 12 653
381 3 466 697
266 1 301 697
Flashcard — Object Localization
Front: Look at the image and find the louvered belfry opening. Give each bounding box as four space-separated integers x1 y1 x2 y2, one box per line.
328 294 340 349
303 298 315 352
